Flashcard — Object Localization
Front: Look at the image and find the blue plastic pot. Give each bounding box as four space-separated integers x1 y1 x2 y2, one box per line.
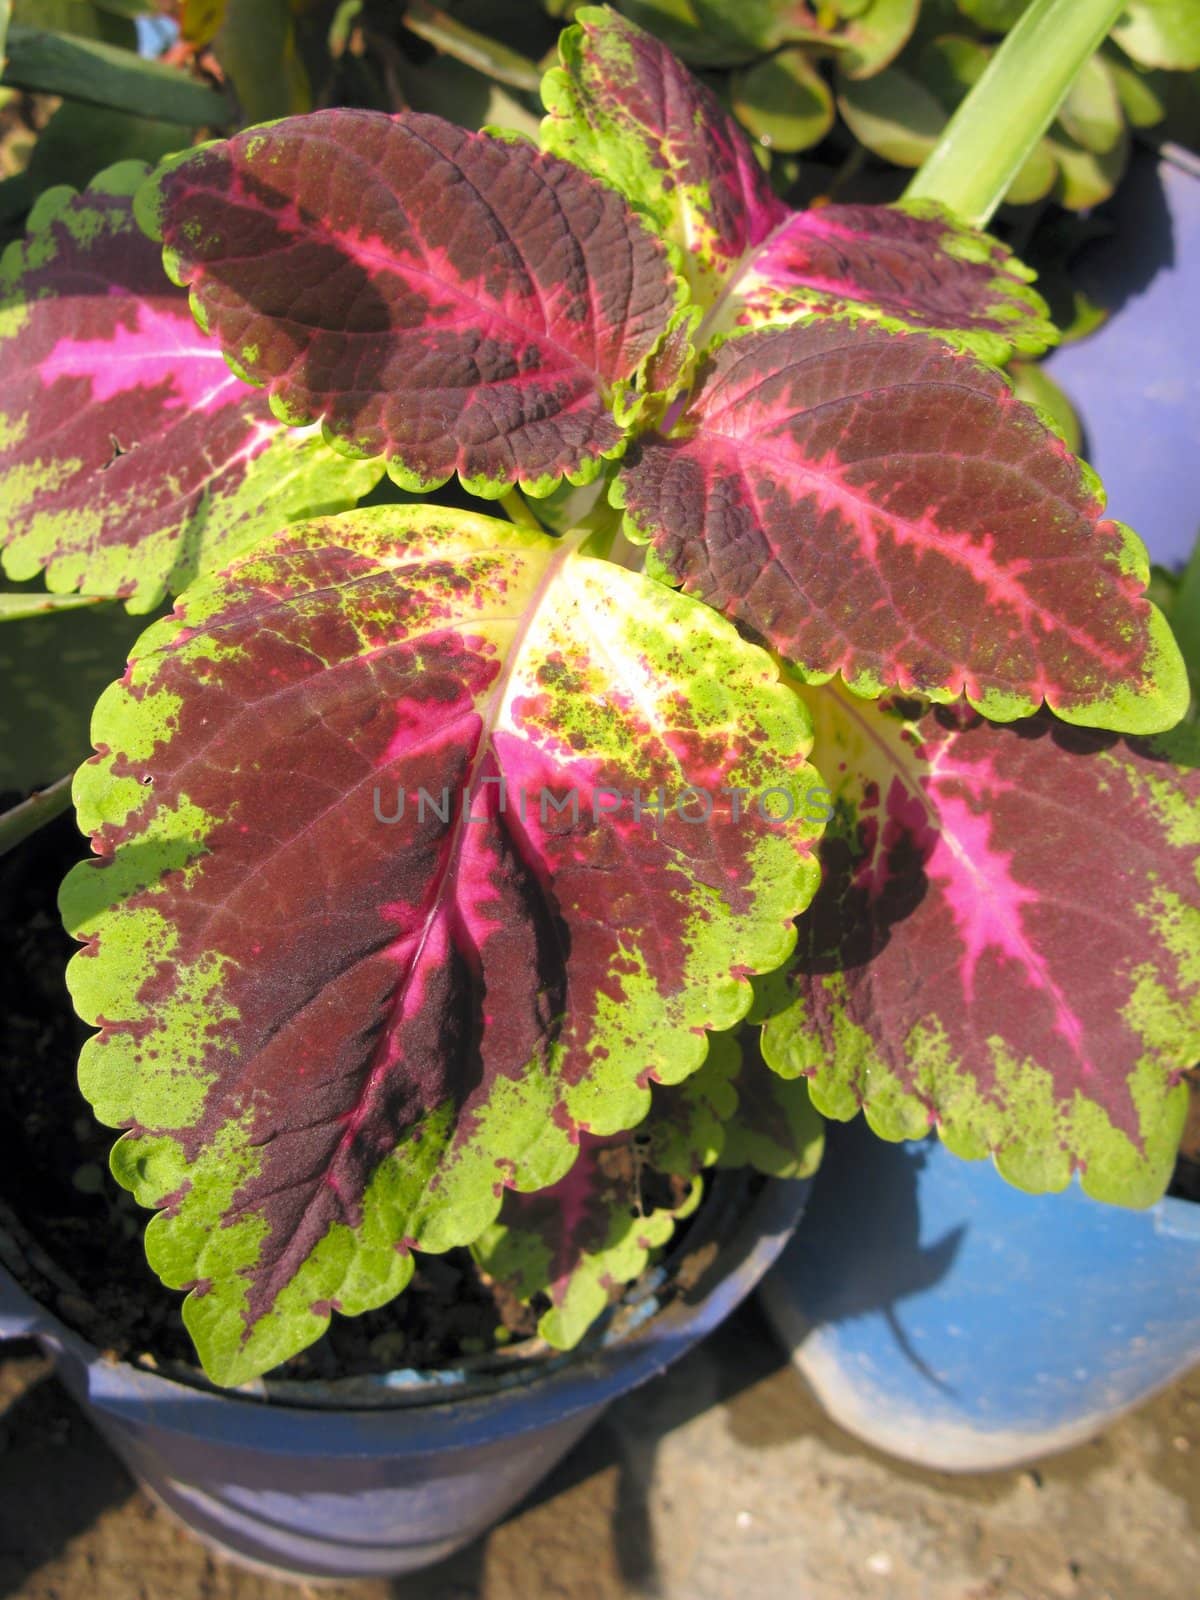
1041 142 1200 568
0 1173 807 1579
760 1121 1200 1472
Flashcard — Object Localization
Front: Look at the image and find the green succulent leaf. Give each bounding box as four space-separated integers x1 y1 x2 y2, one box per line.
837 60 947 167
731 47 836 154
916 32 990 108
1107 53 1169 126
1055 51 1124 154
954 0 1030 29
614 0 829 65
596 0 727 66
1044 120 1130 208
1112 0 1200 72
62 503 824 1384
838 0 921 78
1007 359 1083 453
1003 137 1060 204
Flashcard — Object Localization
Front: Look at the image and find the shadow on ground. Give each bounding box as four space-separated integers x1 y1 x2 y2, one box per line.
0 1341 134 1597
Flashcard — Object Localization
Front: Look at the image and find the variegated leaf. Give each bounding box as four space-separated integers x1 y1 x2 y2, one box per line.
715 1033 824 1178
616 319 1187 733
706 201 1057 364
640 1029 740 1177
838 0 921 79
0 164 380 612
542 9 1051 361
540 6 786 305
476 1022 826 1349
613 0 914 71
136 110 686 500
612 0 826 67
62 504 823 1384
1112 0 1200 72
758 682 1200 1206
472 1130 701 1349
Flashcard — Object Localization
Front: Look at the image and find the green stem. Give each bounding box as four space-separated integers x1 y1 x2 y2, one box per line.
0 774 74 858
499 489 542 531
905 0 1126 228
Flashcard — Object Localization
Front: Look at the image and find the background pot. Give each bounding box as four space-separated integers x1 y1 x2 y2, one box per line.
759 1122 1200 1472
1041 142 1200 569
0 1171 808 1580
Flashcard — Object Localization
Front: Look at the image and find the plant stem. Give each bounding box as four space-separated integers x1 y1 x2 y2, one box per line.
499 489 542 531
905 0 1127 228
0 773 75 858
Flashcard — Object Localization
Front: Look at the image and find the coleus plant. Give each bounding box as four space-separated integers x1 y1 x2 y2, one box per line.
0 3 1196 1387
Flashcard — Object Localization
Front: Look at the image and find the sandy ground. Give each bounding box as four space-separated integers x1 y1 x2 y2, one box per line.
2 1301 1197 1600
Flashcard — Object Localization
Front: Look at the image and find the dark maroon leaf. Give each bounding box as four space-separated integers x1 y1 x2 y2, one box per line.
710 200 1057 362
136 110 685 498
616 319 1186 733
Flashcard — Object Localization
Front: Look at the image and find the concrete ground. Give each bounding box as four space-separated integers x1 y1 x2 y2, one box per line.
1 1302 1197 1600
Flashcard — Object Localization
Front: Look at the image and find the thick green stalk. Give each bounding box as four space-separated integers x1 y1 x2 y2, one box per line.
0 774 74 858
905 0 1126 228
499 488 543 531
